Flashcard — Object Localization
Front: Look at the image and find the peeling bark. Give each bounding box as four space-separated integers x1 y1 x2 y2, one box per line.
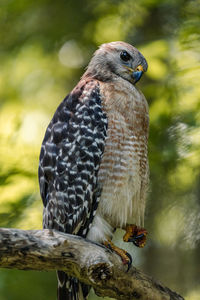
0 228 184 300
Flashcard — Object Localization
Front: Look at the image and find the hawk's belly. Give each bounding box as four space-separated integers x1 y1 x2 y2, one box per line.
98 133 145 229
87 132 146 243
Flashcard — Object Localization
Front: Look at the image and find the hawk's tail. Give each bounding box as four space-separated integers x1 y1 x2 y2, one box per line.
57 271 91 300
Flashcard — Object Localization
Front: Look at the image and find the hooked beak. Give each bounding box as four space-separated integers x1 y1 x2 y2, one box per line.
124 64 144 84
132 65 144 84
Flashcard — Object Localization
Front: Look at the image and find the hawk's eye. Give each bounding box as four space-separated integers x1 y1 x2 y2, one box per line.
120 51 131 62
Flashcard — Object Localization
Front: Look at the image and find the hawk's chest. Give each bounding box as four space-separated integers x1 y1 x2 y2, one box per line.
97 81 149 227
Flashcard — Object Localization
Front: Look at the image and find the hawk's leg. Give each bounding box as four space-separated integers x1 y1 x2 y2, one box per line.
104 240 132 271
123 224 147 248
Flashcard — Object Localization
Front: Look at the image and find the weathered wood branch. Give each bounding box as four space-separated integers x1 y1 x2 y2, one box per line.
0 228 184 300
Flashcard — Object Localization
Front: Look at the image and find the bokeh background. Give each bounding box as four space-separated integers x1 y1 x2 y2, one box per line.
0 0 200 299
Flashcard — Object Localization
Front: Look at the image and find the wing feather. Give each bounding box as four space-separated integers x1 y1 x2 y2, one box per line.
38 80 107 235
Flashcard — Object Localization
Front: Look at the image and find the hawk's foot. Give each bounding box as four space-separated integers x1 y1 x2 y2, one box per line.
104 240 132 271
123 224 147 248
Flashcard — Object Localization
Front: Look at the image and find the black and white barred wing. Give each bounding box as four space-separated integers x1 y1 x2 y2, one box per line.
38 81 107 235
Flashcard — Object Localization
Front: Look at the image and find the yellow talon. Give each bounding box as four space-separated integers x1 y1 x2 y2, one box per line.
123 224 147 248
104 240 132 271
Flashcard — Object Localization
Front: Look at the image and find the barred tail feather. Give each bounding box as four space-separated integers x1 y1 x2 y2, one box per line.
57 271 91 300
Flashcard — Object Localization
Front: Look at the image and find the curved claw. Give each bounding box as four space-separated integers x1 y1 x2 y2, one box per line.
132 233 145 240
130 232 147 248
125 252 132 272
128 233 146 245
123 225 147 248
103 240 132 271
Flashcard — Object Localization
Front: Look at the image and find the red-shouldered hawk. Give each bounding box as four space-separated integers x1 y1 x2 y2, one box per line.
39 41 149 300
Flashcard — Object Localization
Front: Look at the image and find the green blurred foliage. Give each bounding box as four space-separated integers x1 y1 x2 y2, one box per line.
0 0 200 299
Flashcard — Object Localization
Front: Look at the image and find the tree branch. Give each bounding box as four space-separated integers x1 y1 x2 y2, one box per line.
0 228 184 300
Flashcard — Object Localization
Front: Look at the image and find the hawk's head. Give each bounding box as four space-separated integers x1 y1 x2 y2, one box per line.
84 41 148 85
